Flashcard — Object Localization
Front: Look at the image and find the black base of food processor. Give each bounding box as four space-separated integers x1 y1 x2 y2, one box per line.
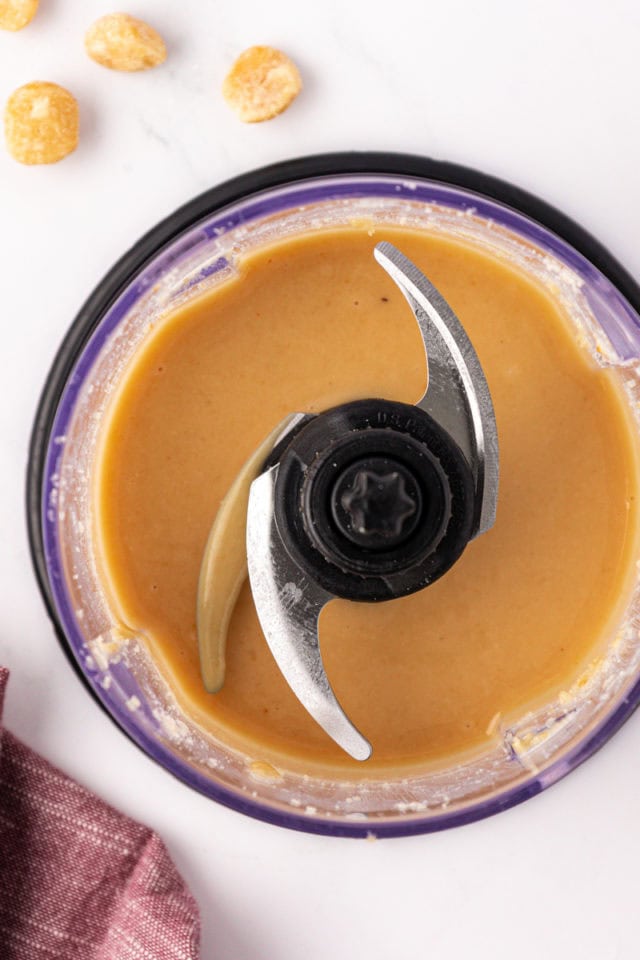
26 151 640 818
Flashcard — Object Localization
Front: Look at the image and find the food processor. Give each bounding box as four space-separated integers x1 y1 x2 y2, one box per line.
27 152 640 837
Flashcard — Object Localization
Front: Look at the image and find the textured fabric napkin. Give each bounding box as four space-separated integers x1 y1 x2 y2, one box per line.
0 667 201 959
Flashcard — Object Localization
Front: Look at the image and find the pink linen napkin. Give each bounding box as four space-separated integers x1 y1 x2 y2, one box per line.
0 667 201 959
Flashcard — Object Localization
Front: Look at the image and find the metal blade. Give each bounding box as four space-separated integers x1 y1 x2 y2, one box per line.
374 241 499 537
246 465 372 761
196 413 304 693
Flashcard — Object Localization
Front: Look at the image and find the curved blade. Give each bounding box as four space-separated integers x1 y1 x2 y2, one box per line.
197 413 302 693
374 241 499 537
246 465 372 761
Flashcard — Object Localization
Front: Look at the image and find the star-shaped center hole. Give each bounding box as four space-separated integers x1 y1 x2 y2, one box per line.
340 468 417 539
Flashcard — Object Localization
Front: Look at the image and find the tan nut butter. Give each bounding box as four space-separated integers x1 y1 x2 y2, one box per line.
94 226 640 774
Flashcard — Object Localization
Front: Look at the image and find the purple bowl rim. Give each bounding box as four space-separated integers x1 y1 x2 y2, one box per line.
26 151 640 838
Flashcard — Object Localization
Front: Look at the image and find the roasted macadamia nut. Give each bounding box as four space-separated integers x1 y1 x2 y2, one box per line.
85 13 167 72
222 46 302 122
0 0 39 31
4 82 79 164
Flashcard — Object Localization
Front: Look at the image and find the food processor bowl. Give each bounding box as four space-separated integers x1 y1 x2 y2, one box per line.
27 153 640 837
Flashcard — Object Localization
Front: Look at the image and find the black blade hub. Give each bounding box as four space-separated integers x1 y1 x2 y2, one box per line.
273 399 476 602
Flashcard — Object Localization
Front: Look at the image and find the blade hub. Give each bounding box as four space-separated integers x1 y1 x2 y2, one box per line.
274 398 476 601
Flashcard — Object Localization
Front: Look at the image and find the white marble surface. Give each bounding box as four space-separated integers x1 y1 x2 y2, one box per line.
2 2 640 957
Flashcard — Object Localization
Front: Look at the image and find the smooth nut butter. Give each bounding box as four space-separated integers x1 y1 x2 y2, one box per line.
93 225 640 774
